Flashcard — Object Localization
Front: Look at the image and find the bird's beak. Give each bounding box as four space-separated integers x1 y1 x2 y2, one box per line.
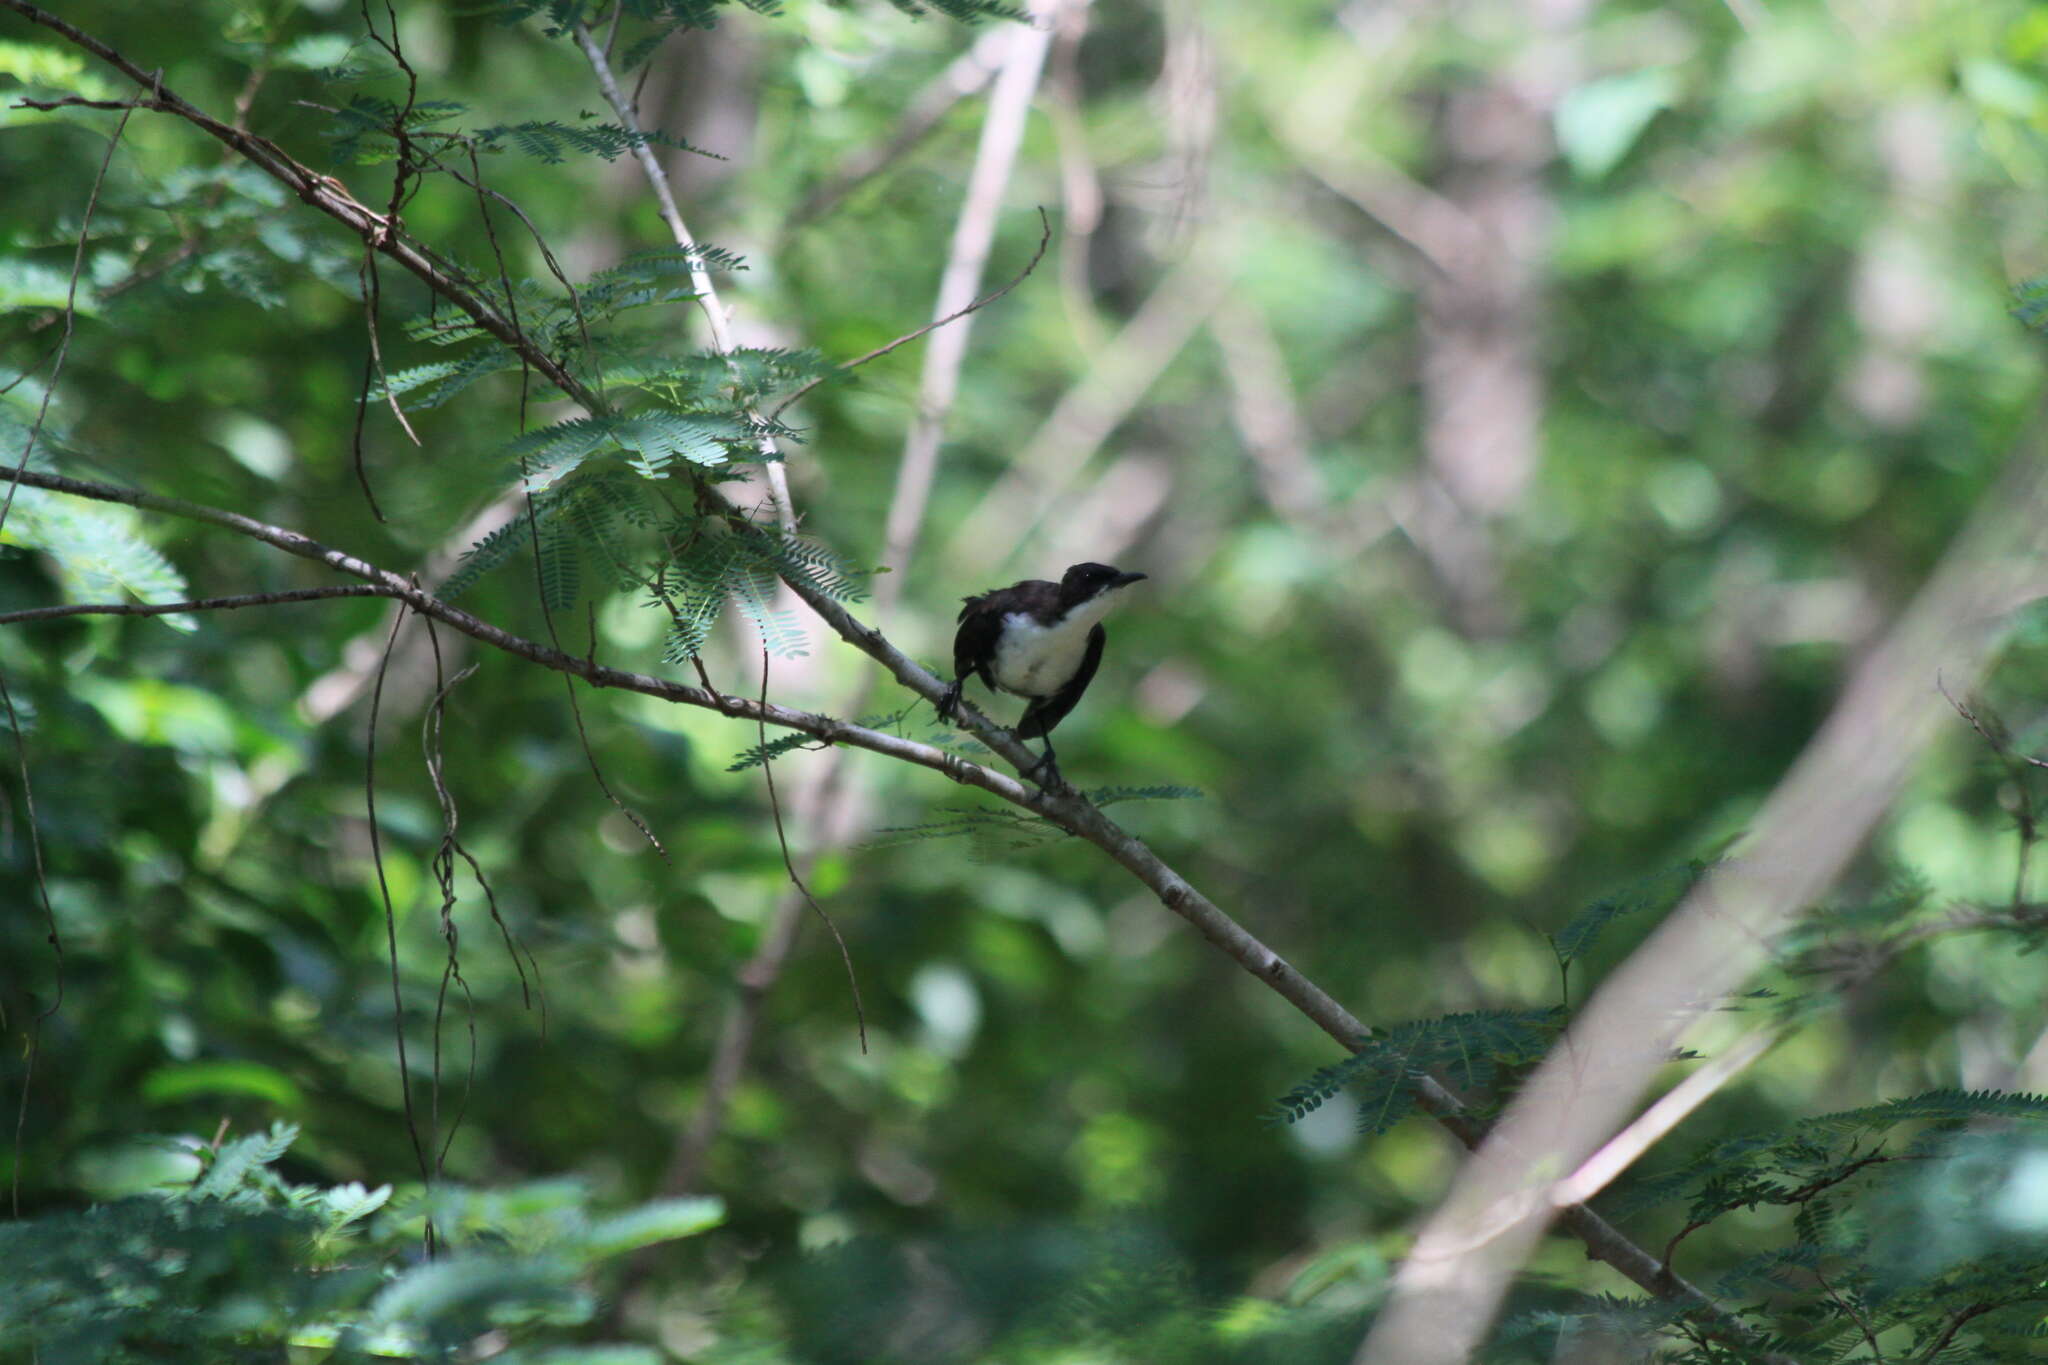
1113 571 1148 589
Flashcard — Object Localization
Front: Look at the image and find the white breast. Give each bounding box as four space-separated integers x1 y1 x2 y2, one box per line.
989 596 1116 698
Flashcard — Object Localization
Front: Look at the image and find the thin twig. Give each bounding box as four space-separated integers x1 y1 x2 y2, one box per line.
756 649 866 1052
0 93 132 1217
1919 1301 1998 1362
1938 677 2046 907
517 457 669 861
2 2 601 410
352 247 409 521
418 619 481 1175
365 602 432 1203
768 207 1052 425
0 585 395 625
1549 1027 1779 1209
1812 1263 1884 1363
3 667 58 1219
1 91 138 540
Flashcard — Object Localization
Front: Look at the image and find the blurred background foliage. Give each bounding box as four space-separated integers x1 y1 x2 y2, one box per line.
9 0 2048 1358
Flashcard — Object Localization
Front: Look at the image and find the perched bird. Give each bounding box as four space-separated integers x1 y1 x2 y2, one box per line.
938 561 1147 785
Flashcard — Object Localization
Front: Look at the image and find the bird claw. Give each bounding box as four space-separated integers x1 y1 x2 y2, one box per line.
1020 749 1068 794
936 682 963 725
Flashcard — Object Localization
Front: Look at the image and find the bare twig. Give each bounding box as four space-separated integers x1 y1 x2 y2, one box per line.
768 208 1052 426
1548 1026 1779 1210
756 649 866 1051
351 248 409 521
3 667 58 1218
0 585 395 625
1813 1263 1884 1363
419 627 480 1177
1 91 137 539
1 91 132 1219
1920 1302 1999 1362
1939 678 2046 907
365 602 431 1194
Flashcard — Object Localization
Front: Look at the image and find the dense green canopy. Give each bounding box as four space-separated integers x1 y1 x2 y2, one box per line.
7 0 2048 1358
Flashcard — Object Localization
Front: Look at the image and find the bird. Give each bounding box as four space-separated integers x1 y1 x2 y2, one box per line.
937 561 1147 786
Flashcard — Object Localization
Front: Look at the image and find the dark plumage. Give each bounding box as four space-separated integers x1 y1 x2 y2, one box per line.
937 561 1146 785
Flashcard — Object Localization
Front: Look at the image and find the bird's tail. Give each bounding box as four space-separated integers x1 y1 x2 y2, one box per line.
1014 704 1051 739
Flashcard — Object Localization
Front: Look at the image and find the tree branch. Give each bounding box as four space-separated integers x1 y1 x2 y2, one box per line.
1 0 599 412
1 457 1751 1329
4 6 1784 1335
0 585 396 626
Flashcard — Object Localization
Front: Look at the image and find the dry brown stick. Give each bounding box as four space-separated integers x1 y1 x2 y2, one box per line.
2 665 58 1219
364 602 431 1189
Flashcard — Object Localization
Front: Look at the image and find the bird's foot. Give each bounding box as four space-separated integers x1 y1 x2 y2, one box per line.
935 681 964 725
1019 749 1069 794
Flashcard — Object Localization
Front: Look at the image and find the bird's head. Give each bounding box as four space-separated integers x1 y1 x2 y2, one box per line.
1058 561 1148 611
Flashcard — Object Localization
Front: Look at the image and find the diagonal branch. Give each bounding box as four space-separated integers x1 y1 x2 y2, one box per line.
2 0 600 412
3 458 1762 1338
1360 416 2048 1365
4 5 1791 1335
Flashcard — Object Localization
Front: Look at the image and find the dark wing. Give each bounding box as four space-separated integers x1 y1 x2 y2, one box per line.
952 594 1005 689
1017 624 1104 738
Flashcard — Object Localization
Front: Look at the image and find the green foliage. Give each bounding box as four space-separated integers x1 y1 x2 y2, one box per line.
0 1122 722 1361
867 785 1202 856
0 407 191 625
1272 1010 1567 1135
643 522 866 658
470 120 718 165
1550 862 1711 970
12 1 2048 1362
728 730 827 770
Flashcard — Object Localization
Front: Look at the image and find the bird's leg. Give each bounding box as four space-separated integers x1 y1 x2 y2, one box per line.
1020 731 1064 791
936 678 964 724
